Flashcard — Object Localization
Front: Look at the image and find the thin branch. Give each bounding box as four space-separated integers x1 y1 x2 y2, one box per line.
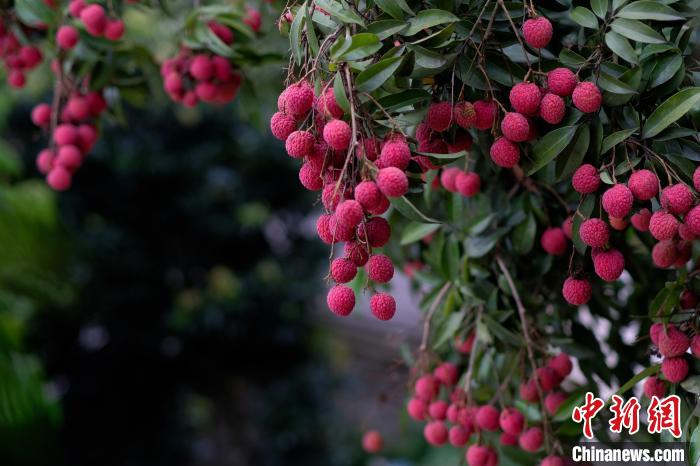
419 282 452 352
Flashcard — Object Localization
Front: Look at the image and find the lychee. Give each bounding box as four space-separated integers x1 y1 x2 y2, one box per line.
55 145 82 170
661 356 688 383
541 227 568 256
579 218 609 248
490 137 520 168
631 208 651 231
562 216 573 239
547 68 577 96
652 240 677 268
661 183 694 215
285 130 314 158
519 427 543 452
691 335 700 357
454 101 476 128
536 366 561 391
509 82 541 116
80 4 107 36
57 25 79 49
299 163 323 191
678 223 696 241
370 293 396 320
362 430 383 453
685 205 700 235
501 112 530 142
367 195 390 216
357 217 391 248
467 445 496 466
336 199 364 228
270 112 297 140
354 181 381 211
31 103 51 127
593 248 625 282
628 169 659 200
500 432 518 446
316 88 344 118
279 81 314 117
541 456 565 466
323 119 351 151
473 100 497 130
424 421 448 446
36 149 54 174
415 374 438 400
456 333 476 354
407 397 427 420
548 353 573 378
545 391 567 415
376 167 408 198
522 16 552 49
47 167 72 191
562 277 591 305
426 102 453 132
345 241 370 266
326 285 355 316
650 322 664 345
649 210 679 241
331 257 357 283
475 405 499 431
440 167 461 192
428 400 448 420
694 166 700 192
572 82 602 113
449 426 470 447
434 362 458 386
602 184 633 218
367 254 394 283
572 164 600 194
456 171 481 197
104 19 125 41
643 376 666 398
499 408 524 435
539 93 565 124
380 141 411 170
658 325 689 357
520 379 540 402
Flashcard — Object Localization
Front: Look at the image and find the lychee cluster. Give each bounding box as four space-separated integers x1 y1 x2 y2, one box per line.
645 322 700 386
31 89 107 191
0 19 43 88
60 1 125 47
161 47 243 107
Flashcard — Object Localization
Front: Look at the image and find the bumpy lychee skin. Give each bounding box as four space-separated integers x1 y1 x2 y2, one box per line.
429 400 448 420
440 167 461 192
545 391 567 415
579 218 609 248
539 93 565 124
680 289 698 310
548 353 573 378
520 379 540 402
331 257 357 283
370 293 396 320
490 137 520 168
649 210 679 241
358 217 391 248
380 141 411 170
270 112 297 140
658 325 690 357
316 88 344 119
602 184 634 218
541 456 565 466
57 25 80 49
326 285 355 316
661 183 694 215
434 362 458 386
456 171 481 197
449 426 470 447
80 4 107 36
562 277 592 305
572 164 600 194
650 322 664 346
279 81 315 117
691 335 700 357
345 241 370 266
631 208 652 232
367 254 394 283
643 376 666 399
426 102 453 132
652 240 677 268
522 16 553 48
694 166 700 192
541 227 568 256
678 223 696 241
501 112 530 142
473 100 497 130
547 67 577 96
572 82 602 113
467 445 496 466
377 167 408 197
407 397 427 420
475 405 500 431
686 205 700 235
336 200 364 228
593 248 625 282
674 240 691 268
509 82 541 116
500 432 518 446
628 169 659 200
354 181 381 211
519 427 544 453
454 101 477 128
536 366 562 391
285 130 314 158
323 119 352 151
661 357 689 383
362 431 383 453
424 421 448 446
499 408 524 435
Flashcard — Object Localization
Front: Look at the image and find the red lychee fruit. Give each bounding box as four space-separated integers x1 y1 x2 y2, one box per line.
428 400 448 420
357 217 391 248
380 141 411 170
545 391 567 415
572 164 600 194
606 215 625 230
415 374 438 400
336 199 364 229
370 293 396 320
326 285 355 316
628 169 659 200
631 208 651 232
562 216 573 239
547 68 577 96
448 130 473 153
362 430 383 453
367 195 390 216
649 210 679 241
456 171 481 197
519 427 544 452
36 149 54 175
31 103 51 127
57 25 79 49
424 421 448 446
541 227 568 256
490 137 520 168
426 102 453 132
367 254 394 283
434 362 458 386
519 379 540 402
55 145 82 170
678 223 696 241
509 82 541 116
407 397 427 420
270 112 297 141
572 81 602 113
279 81 315 117
323 119 351 151
681 290 698 310
602 184 633 218
499 408 524 435
209 21 234 45
440 167 461 192
69 0 85 17
344 241 370 266
473 100 497 130
650 322 664 346
475 405 499 431
355 181 381 211
501 112 530 142
541 456 565 466
449 426 470 447
562 277 591 305
539 93 565 124
643 376 666 399
579 218 609 248
661 357 688 383
316 214 335 244
536 366 561 391
500 432 518 446
691 335 700 357
47 166 72 191
661 183 694 215
522 16 552 49
652 240 677 268
456 332 476 354
316 88 344 119
415 122 432 143
376 167 408 198
658 325 690 357
674 240 691 268
593 248 625 282
80 4 107 36
685 205 700 235
694 166 700 192
285 130 314 158
331 257 357 283
548 353 573 378
454 101 477 128
104 19 125 41
467 444 496 466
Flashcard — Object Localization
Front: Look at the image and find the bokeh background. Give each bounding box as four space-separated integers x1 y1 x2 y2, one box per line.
0 5 466 466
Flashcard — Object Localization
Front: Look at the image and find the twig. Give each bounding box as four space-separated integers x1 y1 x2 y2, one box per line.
419 282 452 352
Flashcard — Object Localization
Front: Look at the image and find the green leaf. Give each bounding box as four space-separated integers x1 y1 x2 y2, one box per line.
15 0 56 26
434 310 465 349
649 54 683 88
365 20 408 40
573 195 596 254
592 0 609 18
558 125 591 180
617 1 683 21
570 7 599 28
611 364 659 400
400 222 441 245
303 5 319 55
598 71 638 95
601 128 636 153
690 424 700 466
403 9 459 36
390 196 441 223
376 89 430 110
334 33 382 61
464 229 507 258
374 0 404 20
680 375 700 394
355 56 404 92
605 31 638 64
512 214 536 254
642 87 700 138
333 73 350 115
289 2 306 66
559 49 587 66
314 0 365 26
526 126 579 176
610 18 666 44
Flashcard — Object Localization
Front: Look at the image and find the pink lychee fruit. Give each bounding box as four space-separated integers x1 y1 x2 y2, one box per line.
519 427 544 452
326 285 355 316
539 93 565 124
454 101 477 128
572 164 600 194
649 210 679 241
489 137 520 168
572 81 602 113
522 16 553 49
547 67 577 96
593 248 625 282
562 277 592 305
509 82 541 116
473 100 497 130
501 112 530 142
628 169 659 201
367 254 394 283
426 101 453 132
661 183 694 215
376 167 408 198
541 227 568 256
661 357 688 383
643 376 666 398
370 293 396 320
362 430 383 453
602 184 633 218
499 408 524 435
631 208 652 232
658 325 690 358
456 171 481 197
579 218 609 248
